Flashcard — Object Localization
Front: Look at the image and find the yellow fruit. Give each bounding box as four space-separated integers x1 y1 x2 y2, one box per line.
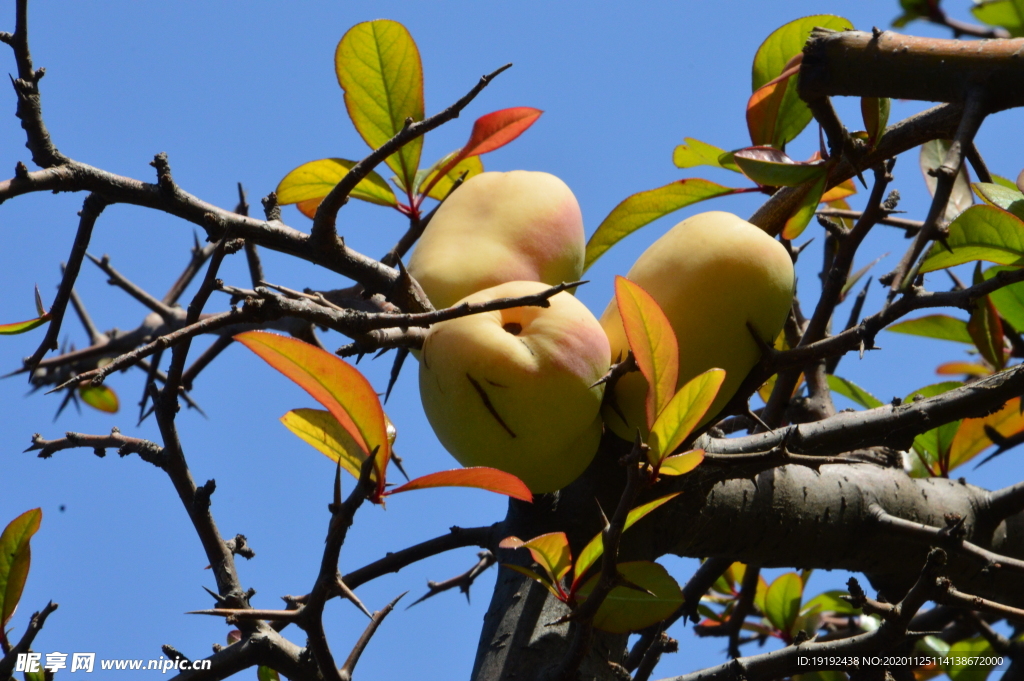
419 281 610 493
408 171 585 310
601 211 794 439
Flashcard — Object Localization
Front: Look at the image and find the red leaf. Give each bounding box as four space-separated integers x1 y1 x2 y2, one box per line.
386 467 533 502
421 107 542 197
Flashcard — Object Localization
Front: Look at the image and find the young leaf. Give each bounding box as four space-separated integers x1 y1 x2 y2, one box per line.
920 139 974 224
420 107 542 197
860 97 890 147
78 384 119 414
746 77 788 148
820 178 857 204
419 152 484 201
982 265 1024 331
886 315 973 344
276 159 398 215
826 375 883 410
583 179 742 271
500 532 572 587
572 492 681 589
281 408 368 480
802 589 861 616
0 508 42 629
386 467 533 502
235 332 390 500
967 264 1006 370
763 571 803 636
615 277 679 428
575 560 683 634
672 138 741 172
658 449 705 477
920 204 1024 272
749 15 853 147
733 147 827 188
648 369 726 465
0 313 51 335
948 397 1024 470
335 20 424 190
781 173 827 240
972 182 1024 221
502 563 564 599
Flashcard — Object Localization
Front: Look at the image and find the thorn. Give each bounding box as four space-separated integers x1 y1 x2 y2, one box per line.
337 576 373 619
384 348 409 404
202 585 227 604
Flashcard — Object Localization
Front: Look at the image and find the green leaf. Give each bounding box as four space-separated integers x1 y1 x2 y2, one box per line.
276 159 397 212
906 382 964 476
583 179 741 271
920 139 974 224
893 0 934 27
78 384 120 414
972 0 1024 36
781 173 827 240
826 375 883 410
921 204 1024 272
672 138 741 173
335 20 424 190
993 173 1020 190
802 589 860 616
749 15 853 147
733 147 827 187
983 265 1024 330
946 637 997 681
886 315 972 343
972 182 1024 221
573 492 681 590
0 508 42 629
575 561 683 634
860 97 890 146
967 263 1006 370
258 667 281 681
649 369 725 465
763 572 803 636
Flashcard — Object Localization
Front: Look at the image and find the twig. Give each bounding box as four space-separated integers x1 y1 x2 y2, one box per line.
407 551 496 607
0 602 59 679
338 593 405 681
63 266 102 344
816 208 922 234
87 252 178 321
311 63 512 244
887 88 988 296
25 428 166 466
869 503 1024 574
25 193 108 369
162 234 217 306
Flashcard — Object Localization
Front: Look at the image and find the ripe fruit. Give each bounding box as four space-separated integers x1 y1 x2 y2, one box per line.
601 211 794 440
419 281 610 493
408 171 585 310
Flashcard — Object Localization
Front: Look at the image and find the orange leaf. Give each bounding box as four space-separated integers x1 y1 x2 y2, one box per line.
820 178 857 203
421 107 542 197
936 362 992 377
615 276 679 428
949 397 1024 470
386 467 532 502
746 80 785 147
296 197 321 219
234 331 390 500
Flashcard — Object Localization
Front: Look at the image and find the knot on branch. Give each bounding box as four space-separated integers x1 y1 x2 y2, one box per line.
194 479 216 512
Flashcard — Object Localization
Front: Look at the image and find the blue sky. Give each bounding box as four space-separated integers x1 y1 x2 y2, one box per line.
2 2 1022 679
